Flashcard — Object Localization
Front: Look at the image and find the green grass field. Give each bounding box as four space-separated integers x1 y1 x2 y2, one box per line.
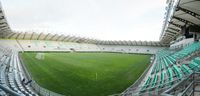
21 52 151 96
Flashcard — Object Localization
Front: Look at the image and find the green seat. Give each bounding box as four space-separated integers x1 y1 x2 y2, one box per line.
151 74 158 89
141 76 151 91
151 63 157 74
172 65 183 79
194 57 200 64
181 64 192 75
167 68 173 85
159 71 165 88
169 56 176 63
163 58 169 68
166 56 174 65
189 61 200 71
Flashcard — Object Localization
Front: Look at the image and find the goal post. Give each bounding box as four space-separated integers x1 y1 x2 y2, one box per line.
35 53 45 60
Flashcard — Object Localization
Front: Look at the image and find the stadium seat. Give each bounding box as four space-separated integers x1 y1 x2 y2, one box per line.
188 61 200 71
141 76 151 91
167 68 173 85
150 74 158 89
172 65 183 79
181 64 192 75
159 71 165 88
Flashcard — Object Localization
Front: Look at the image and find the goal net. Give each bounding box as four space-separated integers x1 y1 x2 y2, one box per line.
35 53 45 60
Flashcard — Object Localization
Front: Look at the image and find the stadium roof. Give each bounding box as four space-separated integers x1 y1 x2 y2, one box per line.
0 3 12 38
4 32 167 47
160 0 200 44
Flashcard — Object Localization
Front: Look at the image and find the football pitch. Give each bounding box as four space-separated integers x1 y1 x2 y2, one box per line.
21 52 151 96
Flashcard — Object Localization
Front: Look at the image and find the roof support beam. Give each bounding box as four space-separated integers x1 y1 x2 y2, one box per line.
155 42 159 46
99 41 103 45
43 33 50 40
122 41 127 45
0 30 10 38
65 36 73 42
49 34 57 40
22 32 26 39
165 34 176 38
135 41 138 46
177 6 200 20
130 41 135 46
37 33 43 40
0 23 6 26
114 41 119 45
55 35 62 41
167 32 177 36
70 37 78 42
72 37 80 42
84 38 90 43
16 33 21 39
111 41 115 45
95 40 101 44
0 27 8 31
102 41 106 45
163 33 175 38
110 41 114 45
99 41 104 45
173 16 196 25
62 35 69 41
0 28 8 33
169 22 183 28
162 37 173 43
0 16 4 20
168 27 180 32
30 32 34 40
166 30 178 35
0 25 7 29
0 22 6 25
7 32 16 39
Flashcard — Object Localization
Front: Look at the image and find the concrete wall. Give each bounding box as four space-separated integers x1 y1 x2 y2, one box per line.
0 40 166 54
98 45 166 54
170 38 194 49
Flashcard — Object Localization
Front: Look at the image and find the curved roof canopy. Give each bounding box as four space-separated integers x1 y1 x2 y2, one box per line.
160 0 200 44
4 32 167 47
0 3 12 38
160 0 200 43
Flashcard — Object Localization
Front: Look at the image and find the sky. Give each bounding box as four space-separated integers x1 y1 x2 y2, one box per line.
1 0 167 41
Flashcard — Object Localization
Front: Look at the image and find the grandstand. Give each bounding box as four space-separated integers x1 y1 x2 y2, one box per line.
0 0 200 96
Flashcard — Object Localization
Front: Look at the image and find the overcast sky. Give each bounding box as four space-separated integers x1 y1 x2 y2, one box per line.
1 0 166 41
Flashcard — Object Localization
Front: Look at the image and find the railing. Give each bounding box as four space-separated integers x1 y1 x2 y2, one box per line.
162 72 200 96
18 53 64 96
118 70 192 96
126 76 185 96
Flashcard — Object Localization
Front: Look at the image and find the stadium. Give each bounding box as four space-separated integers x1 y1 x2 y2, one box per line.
0 0 200 96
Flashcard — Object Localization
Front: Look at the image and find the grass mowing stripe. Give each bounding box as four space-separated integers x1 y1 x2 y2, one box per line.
21 52 150 96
